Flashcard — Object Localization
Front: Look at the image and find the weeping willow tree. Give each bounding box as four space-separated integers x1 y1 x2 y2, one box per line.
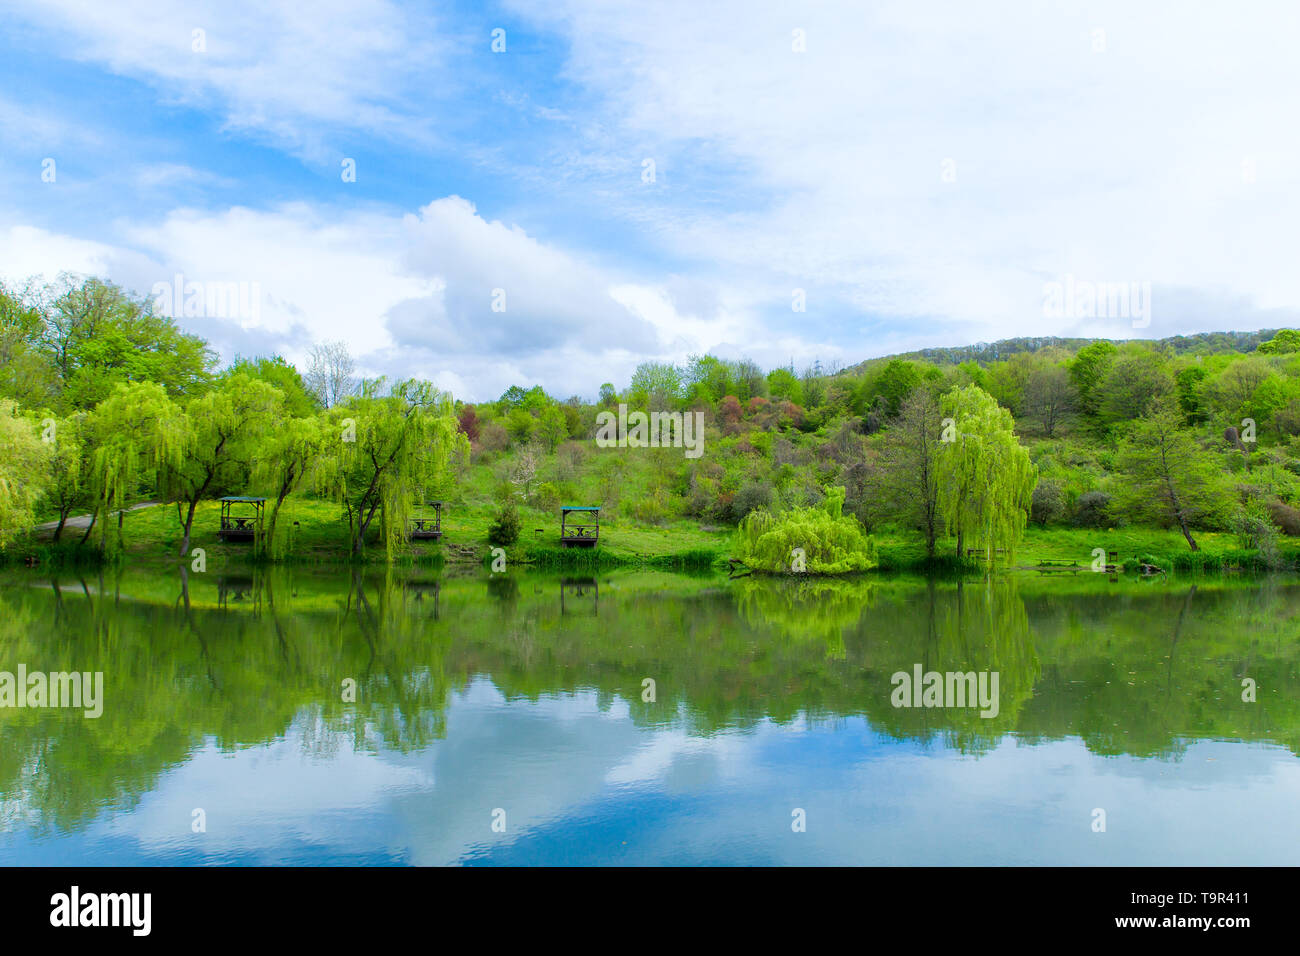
86 382 186 552
39 410 93 542
735 486 877 574
161 374 284 558
317 378 469 559
0 401 49 547
253 414 324 558
936 385 1036 566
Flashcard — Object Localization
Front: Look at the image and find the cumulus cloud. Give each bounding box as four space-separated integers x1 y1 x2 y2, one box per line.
388 196 660 357
1 197 761 401
6 0 1298 393
510 0 1300 346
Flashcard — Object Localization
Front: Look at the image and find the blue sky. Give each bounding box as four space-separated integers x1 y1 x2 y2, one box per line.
2 0 1299 401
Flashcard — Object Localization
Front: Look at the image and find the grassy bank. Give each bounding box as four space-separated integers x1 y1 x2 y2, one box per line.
6 494 732 573
7 491 1296 577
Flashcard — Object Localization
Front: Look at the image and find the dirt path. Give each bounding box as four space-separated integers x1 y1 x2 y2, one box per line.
34 501 163 537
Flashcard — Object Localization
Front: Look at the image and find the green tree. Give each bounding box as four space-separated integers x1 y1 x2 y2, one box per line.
766 366 804 405
537 405 567 452
0 403 49 547
629 361 683 407
0 281 58 408
1098 350 1173 426
86 381 186 550
868 360 923 417
228 355 319 417
253 415 325 556
1257 329 1300 355
1069 340 1117 428
684 355 733 404
38 411 93 542
1113 396 1228 551
873 387 943 558
317 379 469 557
1021 363 1074 437
163 374 284 557
39 275 214 410
936 385 1036 564
504 407 536 444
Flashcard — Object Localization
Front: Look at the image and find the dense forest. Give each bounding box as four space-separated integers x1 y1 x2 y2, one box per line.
4 273 1300 568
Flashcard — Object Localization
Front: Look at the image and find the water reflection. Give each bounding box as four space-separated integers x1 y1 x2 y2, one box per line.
2 567 1299 863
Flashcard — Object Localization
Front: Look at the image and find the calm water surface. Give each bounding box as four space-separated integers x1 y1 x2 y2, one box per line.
2 567 1298 865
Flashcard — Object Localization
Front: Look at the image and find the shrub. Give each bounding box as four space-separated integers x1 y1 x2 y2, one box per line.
1230 505 1281 567
535 481 561 514
487 501 520 546
1072 490 1112 528
729 481 773 523
1030 478 1065 526
479 421 509 453
630 489 670 525
1267 500 1300 536
734 487 876 574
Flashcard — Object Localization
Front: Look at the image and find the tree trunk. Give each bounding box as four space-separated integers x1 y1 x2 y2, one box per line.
52 509 69 543
79 509 98 546
264 480 295 557
354 500 379 555
179 497 199 557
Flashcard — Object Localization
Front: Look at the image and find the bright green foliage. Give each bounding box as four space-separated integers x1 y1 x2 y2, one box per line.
0 283 58 409
1069 340 1117 426
1258 329 1300 354
735 487 877 573
38 411 92 541
628 361 683 407
316 379 470 558
164 374 284 555
227 356 319 417
253 415 325 556
43 277 215 410
868 359 923 416
766 366 803 405
86 381 187 550
0 403 49 547
1113 395 1230 551
936 385 1036 565
537 404 568 452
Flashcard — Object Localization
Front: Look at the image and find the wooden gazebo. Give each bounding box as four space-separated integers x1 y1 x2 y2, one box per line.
560 506 600 547
409 501 443 541
218 496 265 544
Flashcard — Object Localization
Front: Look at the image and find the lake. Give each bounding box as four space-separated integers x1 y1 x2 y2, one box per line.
2 566 1298 865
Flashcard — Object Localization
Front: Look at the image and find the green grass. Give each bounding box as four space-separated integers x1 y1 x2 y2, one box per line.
9 492 732 572
8 499 1294 577
7 429 1297 576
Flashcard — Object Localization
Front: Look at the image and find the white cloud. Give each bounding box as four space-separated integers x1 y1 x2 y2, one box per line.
511 0 1300 348
5 0 448 157
1 197 779 401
